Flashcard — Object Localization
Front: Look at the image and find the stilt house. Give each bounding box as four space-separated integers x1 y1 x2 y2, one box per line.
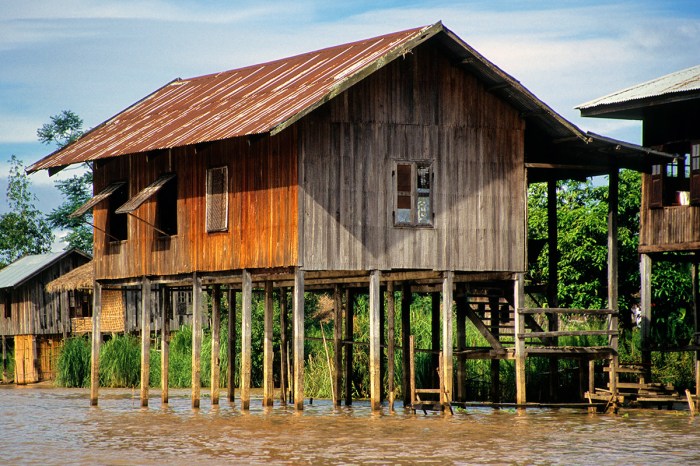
29 22 672 409
0 249 90 383
579 65 700 398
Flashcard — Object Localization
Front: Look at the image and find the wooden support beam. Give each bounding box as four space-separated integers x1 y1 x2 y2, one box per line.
240 269 252 410
380 287 386 403
401 283 412 407
1 335 6 383
333 286 343 407
191 273 202 409
464 304 505 352
161 286 170 405
442 271 454 407
227 288 236 403
90 280 102 406
514 274 526 406
211 284 221 405
369 270 382 411
547 180 559 401
279 287 288 405
640 254 652 381
456 290 467 402
344 288 354 406
489 296 500 403
607 169 619 400
263 281 274 407
693 263 700 399
386 282 396 411
293 268 305 410
140 276 151 407
431 292 440 388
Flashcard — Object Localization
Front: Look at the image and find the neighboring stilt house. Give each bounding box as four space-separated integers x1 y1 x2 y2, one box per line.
29 22 672 410
0 249 90 383
579 64 700 402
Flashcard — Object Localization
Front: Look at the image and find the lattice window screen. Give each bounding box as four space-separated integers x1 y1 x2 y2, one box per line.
206 166 229 232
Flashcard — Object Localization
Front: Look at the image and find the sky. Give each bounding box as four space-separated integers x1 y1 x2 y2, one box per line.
1 0 699 249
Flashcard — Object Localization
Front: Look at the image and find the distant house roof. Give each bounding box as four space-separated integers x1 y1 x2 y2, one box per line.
0 250 91 289
28 21 673 179
577 64 700 119
45 261 93 293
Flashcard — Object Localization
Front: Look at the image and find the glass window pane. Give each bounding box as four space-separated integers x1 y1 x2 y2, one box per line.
417 194 431 225
396 208 411 224
396 164 412 193
416 164 430 190
397 194 411 209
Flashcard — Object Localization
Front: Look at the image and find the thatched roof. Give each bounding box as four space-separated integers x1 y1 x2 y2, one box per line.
45 261 93 293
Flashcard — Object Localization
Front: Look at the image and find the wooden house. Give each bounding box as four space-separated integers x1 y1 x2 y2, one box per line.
579 65 700 397
29 22 672 410
0 249 90 383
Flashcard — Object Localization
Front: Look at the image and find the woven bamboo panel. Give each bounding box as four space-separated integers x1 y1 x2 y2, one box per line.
14 335 38 384
101 290 125 333
37 338 60 380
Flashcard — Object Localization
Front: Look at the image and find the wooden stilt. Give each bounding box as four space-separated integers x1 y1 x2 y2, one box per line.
369 270 382 411
386 282 395 411
514 273 526 406
140 276 151 407
588 360 595 395
90 280 102 406
456 290 467 402
279 287 288 405
263 281 274 407
693 263 700 401
240 269 252 410
211 284 221 405
191 273 202 409
161 286 170 404
293 268 305 411
607 169 619 401
441 271 454 408
333 285 343 407
489 295 500 403
431 292 440 388
547 180 560 401
227 288 236 403
1 334 6 383
380 286 386 403
401 283 412 408
640 254 652 381
344 289 354 406
409 334 416 408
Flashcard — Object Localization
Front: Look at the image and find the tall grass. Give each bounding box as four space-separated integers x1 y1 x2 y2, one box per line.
56 336 91 387
99 334 140 388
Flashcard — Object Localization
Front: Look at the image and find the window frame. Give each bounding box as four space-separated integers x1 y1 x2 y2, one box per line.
206 166 229 233
392 160 434 228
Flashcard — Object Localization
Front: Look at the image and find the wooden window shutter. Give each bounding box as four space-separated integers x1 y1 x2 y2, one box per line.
206 167 229 232
691 144 700 205
649 164 663 209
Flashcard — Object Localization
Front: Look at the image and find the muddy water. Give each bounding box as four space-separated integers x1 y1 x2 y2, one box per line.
2 385 699 465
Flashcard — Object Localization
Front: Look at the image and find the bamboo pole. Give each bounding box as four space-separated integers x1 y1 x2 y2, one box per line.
90 280 102 406
211 284 221 405
140 276 151 407
240 269 252 410
293 268 305 410
161 286 170 405
320 322 335 405
263 281 274 407
191 273 202 409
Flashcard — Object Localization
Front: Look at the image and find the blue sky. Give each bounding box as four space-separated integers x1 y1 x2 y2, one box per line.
1 0 699 247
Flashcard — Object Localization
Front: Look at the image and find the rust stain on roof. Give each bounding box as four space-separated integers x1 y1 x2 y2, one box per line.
29 24 438 172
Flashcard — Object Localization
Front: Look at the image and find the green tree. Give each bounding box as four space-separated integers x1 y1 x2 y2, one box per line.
0 155 54 266
38 110 93 253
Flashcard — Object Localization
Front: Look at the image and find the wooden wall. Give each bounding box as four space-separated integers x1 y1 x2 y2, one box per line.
0 253 89 336
639 174 700 253
93 131 298 280
299 39 526 272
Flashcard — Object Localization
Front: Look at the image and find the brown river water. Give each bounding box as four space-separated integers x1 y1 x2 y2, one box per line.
2 384 699 465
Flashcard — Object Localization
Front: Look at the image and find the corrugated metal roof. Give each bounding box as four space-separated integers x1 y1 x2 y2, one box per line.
0 251 79 289
577 64 700 110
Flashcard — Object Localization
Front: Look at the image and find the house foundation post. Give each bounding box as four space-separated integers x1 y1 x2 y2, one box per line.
386 281 395 411
211 284 221 405
191 273 202 409
227 287 236 403
369 270 382 411
293 268 305 410
161 286 170 404
241 269 252 410
344 289 354 406
263 281 274 407
401 283 412 407
279 287 289 405
90 280 102 406
442 271 454 410
140 276 151 407
514 273 526 406
640 254 652 381
333 285 343 406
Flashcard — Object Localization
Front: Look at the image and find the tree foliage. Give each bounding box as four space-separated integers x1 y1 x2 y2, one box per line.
0 155 54 266
38 110 93 253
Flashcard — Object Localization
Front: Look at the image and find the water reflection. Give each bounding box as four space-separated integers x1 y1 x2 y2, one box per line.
1 385 699 465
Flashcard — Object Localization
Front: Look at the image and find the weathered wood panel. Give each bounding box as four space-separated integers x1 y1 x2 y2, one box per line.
640 174 700 253
93 130 298 280
300 39 526 272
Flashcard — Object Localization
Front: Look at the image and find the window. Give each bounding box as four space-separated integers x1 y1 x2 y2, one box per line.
394 161 432 226
107 182 128 241
691 143 700 205
155 175 178 236
650 151 692 208
206 166 229 232
2 290 10 319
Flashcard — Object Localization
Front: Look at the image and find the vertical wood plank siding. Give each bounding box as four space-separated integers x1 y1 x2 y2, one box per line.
0 254 89 336
300 40 526 272
640 174 700 252
92 131 298 279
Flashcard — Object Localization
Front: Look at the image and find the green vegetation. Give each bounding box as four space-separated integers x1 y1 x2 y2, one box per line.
56 337 91 387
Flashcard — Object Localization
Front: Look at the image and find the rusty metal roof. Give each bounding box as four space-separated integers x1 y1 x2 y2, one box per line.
29 21 664 175
577 64 700 116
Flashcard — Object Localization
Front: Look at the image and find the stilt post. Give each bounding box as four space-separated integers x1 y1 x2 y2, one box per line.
211 284 221 405
344 289 354 406
431 292 440 388
456 287 467 402
640 254 652 381
90 280 102 406
333 285 343 406
161 286 170 404
140 276 151 407
514 273 526 406
693 263 700 399
227 288 236 403
386 282 396 411
607 169 619 400
547 180 559 401
240 269 252 410
279 287 288 405
263 281 274 407
191 273 202 409
401 283 412 407
293 268 305 410
441 271 454 407
369 270 382 411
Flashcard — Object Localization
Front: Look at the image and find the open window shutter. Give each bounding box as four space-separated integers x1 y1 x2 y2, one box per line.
690 144 700 205
649 164 663 209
